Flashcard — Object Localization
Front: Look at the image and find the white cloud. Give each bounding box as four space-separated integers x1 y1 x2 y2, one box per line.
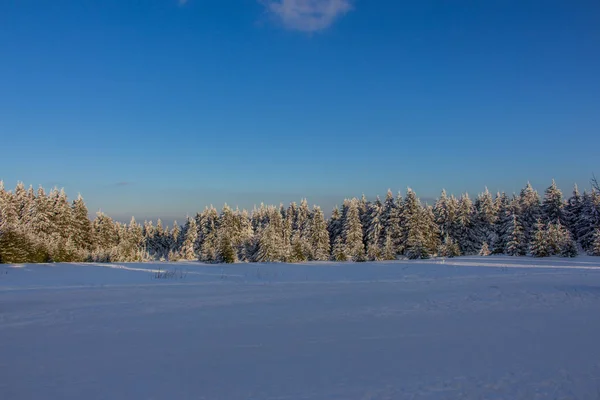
261 0 353 33
178 0 188 5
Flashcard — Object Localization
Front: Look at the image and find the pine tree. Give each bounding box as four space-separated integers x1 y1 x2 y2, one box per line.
381 190 403 255
564 184 582 240
71 194 93 252
402 189 430 259
255 206 285 262
381 231 396 260
506 214 526 256
365 198 383 261
479 242 491 256
434 190 452 237
474 188 497 247
590 229 600 256
342 198 365 261
518 182 542 245
180 217 198 260
530 220 551 257
438 234 460 258
454 193 478 255
491 193 511 254
289 199 311 261
309 206 330 261
331 236 347 262
327 206 343 253
576 191 600 251
199 207 219 262
559 226 578 258
542 180 564 224
92 212 118 251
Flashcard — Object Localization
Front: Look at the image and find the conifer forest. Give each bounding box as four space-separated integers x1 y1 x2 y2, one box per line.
1 180 600 264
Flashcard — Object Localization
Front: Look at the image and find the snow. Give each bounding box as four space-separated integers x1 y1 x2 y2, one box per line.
2 256 600 399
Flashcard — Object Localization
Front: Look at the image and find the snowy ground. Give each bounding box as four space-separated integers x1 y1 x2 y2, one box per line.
2 257 600 400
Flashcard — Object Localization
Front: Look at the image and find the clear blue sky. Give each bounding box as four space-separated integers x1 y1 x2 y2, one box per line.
1 0 599 224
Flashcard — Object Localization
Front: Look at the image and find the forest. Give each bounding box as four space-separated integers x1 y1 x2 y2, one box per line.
1 180 599 264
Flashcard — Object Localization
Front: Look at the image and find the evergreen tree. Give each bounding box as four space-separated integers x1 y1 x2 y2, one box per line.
564 184 582 240
479 242 491 256
576 191 600 251
454 193 478 255
491 193 511 254
331 236 347 261
558 225 578 258
327 206 343 252
506 214 527 256
71 194 93 252
199 207 219 262
342 198 365 261
255 206 285 262
474 188 497 247
438 234 460 258
402 189 430 259
289 199 311 261
518 182 542 245
180 217 198 260
530 220 551 257
590 228 600 256
381 190 403 255
381 231 396 260
309 206 330 261
434 190 452 237
365 198 383 261
542 180 564 224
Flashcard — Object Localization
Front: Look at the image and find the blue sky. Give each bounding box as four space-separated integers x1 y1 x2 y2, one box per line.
1 0 599 224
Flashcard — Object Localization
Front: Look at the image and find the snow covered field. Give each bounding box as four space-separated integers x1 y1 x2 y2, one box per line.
2 257 600 399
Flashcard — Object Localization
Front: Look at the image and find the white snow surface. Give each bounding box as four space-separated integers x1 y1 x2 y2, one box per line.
2 256 600 399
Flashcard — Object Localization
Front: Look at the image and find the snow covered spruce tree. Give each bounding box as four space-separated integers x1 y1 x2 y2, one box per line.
530 220 551 257
564 184 582 241
309 206 330 261
518 182 542 247
453 194 478 255
255 206 286 262
381 190 403 257
491 193 512 254
341 198 366 262
542 180 564 224
198 206 219 262
402 189 434 259
576 191 600 251
590 229 600 256
180 217 199 261
506 214 527 256
365 197 384 260
474 188 498 250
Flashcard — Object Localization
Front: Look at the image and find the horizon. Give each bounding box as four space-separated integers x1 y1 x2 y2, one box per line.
2 0 599 224
0 177 593 228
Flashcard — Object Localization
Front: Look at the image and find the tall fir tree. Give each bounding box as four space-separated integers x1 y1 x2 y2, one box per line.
506 214 527 256
542 180 564 224
309 206 330 261
402 189 430 259
530 220 551 257
518 182 542 246
564 184 582 240
180 217 199 261
342 198 365 261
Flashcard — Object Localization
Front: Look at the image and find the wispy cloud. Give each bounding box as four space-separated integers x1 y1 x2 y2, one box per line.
178 0 188 6
261 0 353 33
114 182 133 187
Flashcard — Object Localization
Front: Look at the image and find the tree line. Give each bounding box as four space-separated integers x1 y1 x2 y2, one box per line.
1 180 600 264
